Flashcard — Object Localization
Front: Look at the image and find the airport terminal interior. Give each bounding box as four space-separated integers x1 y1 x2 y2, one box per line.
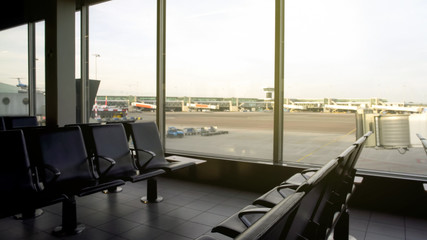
1 0 427 239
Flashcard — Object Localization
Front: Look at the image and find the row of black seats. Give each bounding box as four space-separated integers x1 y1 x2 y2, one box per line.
0 116 39 131
0 118 199 236
198 131 372 240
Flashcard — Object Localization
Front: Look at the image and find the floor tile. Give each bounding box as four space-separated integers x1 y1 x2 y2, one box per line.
349 218 369 232
405 216 427 231
154 231 192 240
120 224 164 240
207 204 243 217
166 207 203 220
190 212 228 227
97 218 140 235
21 211 62 232
170 221 212 239
365 231 403 240
406 228 427 240
370 212 405 227
121 209 159 224
61 227 117 240
349 208 371 221
349 229 366 240
79 211 118 227
367 222 405 239
185 199 217 211
143 215 187 231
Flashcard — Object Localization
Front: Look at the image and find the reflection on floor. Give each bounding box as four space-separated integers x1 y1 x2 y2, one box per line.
0 177 426 240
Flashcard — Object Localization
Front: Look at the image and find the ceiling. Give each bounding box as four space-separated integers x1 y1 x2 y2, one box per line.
0 0 110 31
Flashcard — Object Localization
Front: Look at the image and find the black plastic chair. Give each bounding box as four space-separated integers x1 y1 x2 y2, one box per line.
345 131 373 183
212 204 271 238
2 116 38 130
0 130 65 219
252 146 359 240
325 131 372 240
213 159 339 239
235 192 304 240
284 131 372 189
197 192 304 240
86 124 166 203
124 121 196 172
282 159 339 240
123 121 201 203
26 126 125 236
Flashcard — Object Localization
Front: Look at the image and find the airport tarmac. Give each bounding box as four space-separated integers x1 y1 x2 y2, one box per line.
129 111 427 177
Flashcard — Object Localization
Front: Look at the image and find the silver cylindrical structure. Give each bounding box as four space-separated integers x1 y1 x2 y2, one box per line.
378 115 410 148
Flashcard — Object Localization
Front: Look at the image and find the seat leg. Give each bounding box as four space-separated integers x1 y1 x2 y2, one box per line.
14 208 44 220
141 178 163 204
52 196 85 236
334 209 350 240
102 186 123 194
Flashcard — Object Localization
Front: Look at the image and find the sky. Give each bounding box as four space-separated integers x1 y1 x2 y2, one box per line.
1 0 427 102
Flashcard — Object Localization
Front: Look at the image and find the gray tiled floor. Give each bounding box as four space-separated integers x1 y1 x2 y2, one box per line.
0 177 426 240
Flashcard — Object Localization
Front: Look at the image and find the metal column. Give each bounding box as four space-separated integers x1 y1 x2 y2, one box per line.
80 4 89 123
156 0 166 148
28 23 36 116
273 0 285 164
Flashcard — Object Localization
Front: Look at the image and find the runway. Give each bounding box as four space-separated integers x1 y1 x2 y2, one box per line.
130 111 427 177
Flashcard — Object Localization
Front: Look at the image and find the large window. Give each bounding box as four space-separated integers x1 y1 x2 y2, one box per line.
283 0 427 177
0 23 46 122
2 0 426 178
89 0 157 123
0 25 29 116
165 0 275 160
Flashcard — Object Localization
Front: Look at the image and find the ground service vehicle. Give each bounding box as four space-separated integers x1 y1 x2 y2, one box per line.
167 127 184 138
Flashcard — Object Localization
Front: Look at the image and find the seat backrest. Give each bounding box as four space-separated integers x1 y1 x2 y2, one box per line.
343 131 372 179
337 145 357 182
311 153 354 238
287 159 339 239
0 117 5 131
0 130 37 197
2 116 38 130
65 123 101 158
235 192 305 240
28 126 94 187
89 124 137 178
125 121 168 169
416 133 427 155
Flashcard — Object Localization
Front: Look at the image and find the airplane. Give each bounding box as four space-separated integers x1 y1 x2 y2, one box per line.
12 77 28 90
131 102 157 111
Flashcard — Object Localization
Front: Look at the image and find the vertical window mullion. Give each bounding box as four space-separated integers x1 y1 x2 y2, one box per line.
80 4 89 123
157 0 167 148
273 0 285 164
28 23 36 116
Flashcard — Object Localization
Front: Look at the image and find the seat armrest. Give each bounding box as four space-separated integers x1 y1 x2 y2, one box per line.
354 176 364 185
97 155 116 176
133 148 156 170
301 168 318 174
238 207 270 227
43 163 61 183
88 156 99 179
277 183 299 191
281 171 314 185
